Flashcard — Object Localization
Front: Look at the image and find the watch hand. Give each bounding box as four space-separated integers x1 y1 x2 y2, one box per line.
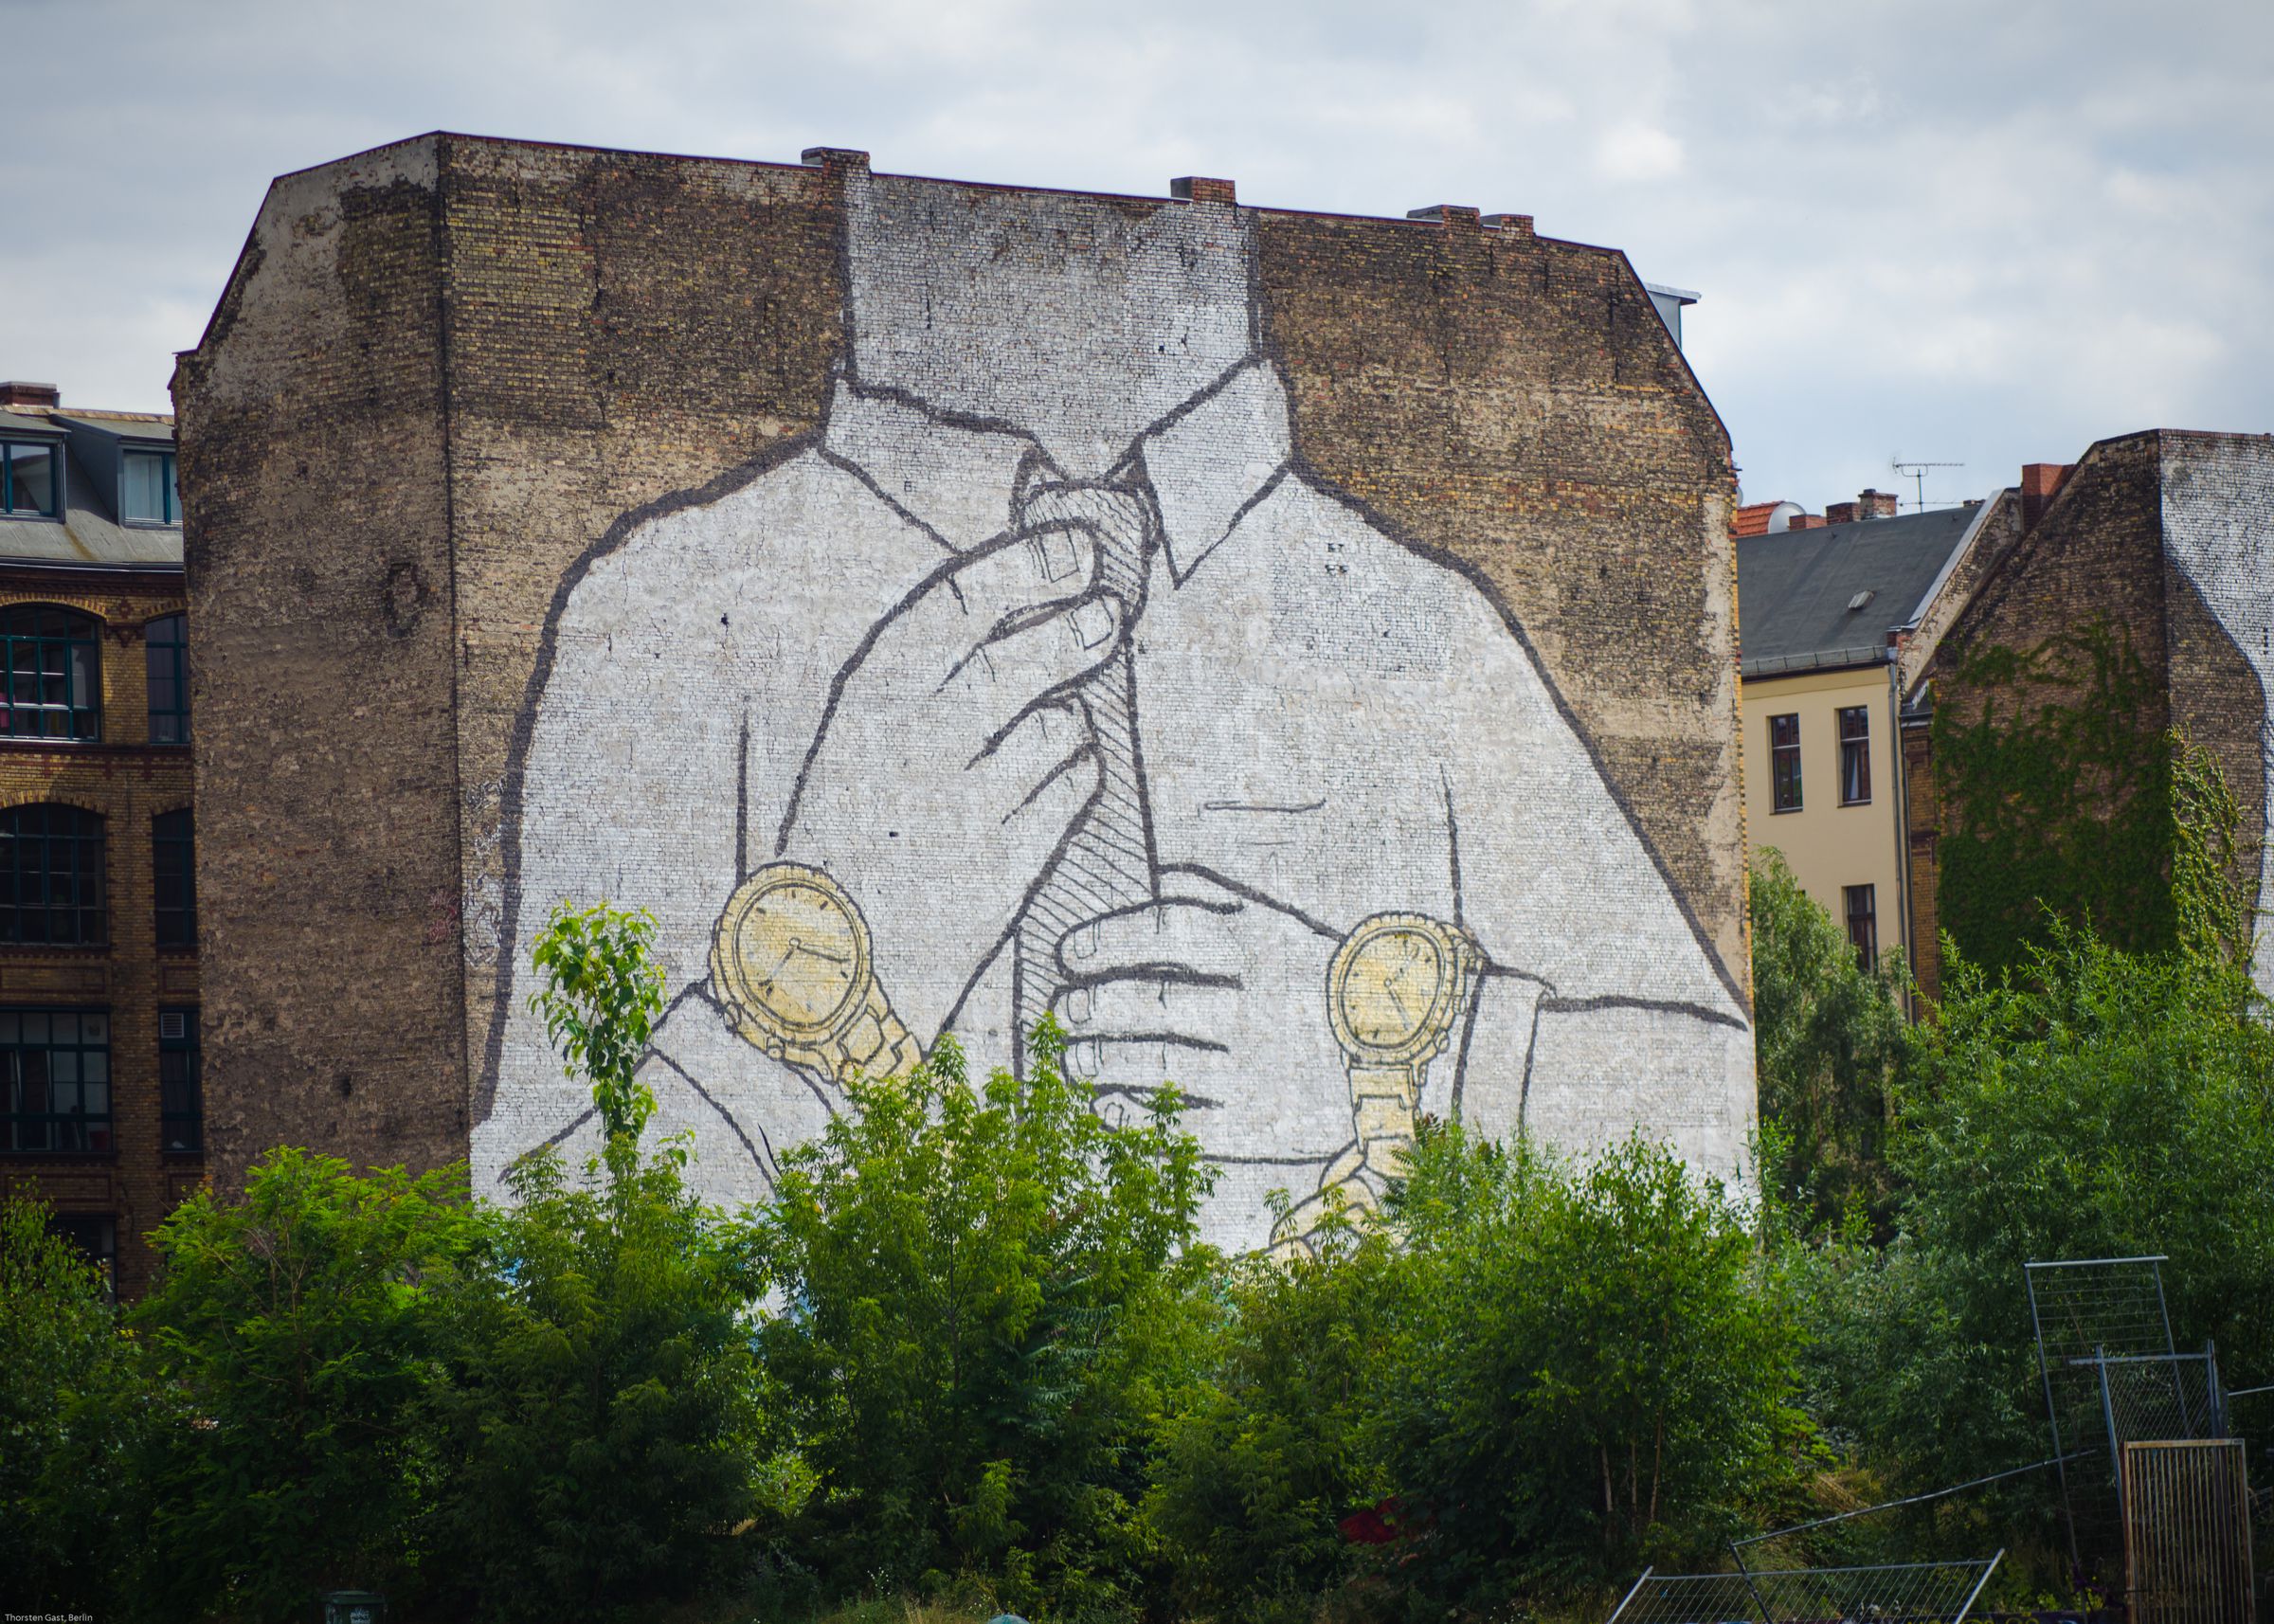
1385 983 1413 1022
785 939 853 967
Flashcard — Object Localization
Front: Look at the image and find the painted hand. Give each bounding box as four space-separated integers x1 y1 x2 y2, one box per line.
1050 872 1350 1163
782 528 1124 1038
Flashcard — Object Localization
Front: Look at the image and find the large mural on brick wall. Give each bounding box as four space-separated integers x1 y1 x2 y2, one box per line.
475 171 1749 1252
2162 437 2274 1000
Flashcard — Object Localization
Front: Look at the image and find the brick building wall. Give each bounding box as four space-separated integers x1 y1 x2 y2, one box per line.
0 569 196 1297
178 135 1753 1251
1904 431 2274 1001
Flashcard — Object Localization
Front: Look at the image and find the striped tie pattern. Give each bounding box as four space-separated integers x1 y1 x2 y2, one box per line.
1009 475 1161 1055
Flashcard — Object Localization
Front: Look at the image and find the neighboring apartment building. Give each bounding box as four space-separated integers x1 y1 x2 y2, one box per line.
0 379 198 1296
1904 434 2274 1002
1739 489 2012 977
176 135 1755 1254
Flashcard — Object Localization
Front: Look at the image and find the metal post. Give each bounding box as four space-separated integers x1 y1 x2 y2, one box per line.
1730 1542 1777 1624
2207 1340 2226 1439
1606 1566 1653 1624
2098 1347 2128 1545
2028 1268 2084 1574
1952 1551 2004 1624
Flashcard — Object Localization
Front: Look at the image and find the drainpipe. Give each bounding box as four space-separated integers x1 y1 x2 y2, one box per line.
1887 642 1914 1020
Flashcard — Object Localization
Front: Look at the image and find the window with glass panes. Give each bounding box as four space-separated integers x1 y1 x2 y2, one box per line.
145 613 189 744
0 1009 112 1153
1845 884 1878 973
120 448 179 524
0 804 106 946
0 604 100 739
160 1007 201 1153
1839 706 1872 805
153 808 194 947
1 441 63 518
1770 713 1803 811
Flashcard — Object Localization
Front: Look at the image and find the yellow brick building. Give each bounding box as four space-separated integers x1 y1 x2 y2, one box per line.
0 380 196 1296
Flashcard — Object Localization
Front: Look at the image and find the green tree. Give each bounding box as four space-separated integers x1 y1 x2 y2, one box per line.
1750 848 1912 1235
756 1022 1212 1619
1369 1127 1811 1610
0 1195 133 1611
426 895 793 1622
129 1149 477 1623
1145 1216 1404 1624
527 899 666 1170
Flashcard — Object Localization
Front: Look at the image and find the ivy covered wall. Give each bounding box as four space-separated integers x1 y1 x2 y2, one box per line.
1932 618 2175 977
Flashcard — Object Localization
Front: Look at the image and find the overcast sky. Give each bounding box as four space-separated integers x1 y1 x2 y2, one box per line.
4 0 2268 510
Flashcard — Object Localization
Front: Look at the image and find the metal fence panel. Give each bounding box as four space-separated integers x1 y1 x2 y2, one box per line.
2122 1440 2254 1624
1604 1558 2003 1624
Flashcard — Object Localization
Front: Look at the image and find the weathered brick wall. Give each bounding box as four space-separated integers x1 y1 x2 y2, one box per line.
2158 432 2274 992
0 574 195 1295
183 136 1755 1243
174 139 468 1186
1906 431 2274 999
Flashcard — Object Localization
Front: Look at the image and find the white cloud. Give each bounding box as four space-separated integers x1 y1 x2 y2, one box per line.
1594 122 1686 184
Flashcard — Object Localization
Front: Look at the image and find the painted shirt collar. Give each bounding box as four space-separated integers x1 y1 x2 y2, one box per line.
820 356 1294 586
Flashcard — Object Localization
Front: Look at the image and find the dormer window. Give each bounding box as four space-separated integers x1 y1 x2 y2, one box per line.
1 441 61 519
121 448 179 525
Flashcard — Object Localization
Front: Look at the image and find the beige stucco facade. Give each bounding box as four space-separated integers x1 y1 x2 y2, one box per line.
1742 662 1904 967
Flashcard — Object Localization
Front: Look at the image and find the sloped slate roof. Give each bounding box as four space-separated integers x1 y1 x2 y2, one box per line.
1738 505 1978 675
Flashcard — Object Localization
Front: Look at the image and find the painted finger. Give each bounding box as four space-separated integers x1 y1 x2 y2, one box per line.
1058 896 1245 982
1056 973 1238 1038
925 527 1100 644
1063 1034 1224 1096
982 703 1100 824
948 593 1124 724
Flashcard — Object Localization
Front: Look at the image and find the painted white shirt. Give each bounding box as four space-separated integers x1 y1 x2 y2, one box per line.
479 357 1752 1248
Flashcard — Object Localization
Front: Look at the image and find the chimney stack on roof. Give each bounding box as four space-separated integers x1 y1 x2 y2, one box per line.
1825 500 1860 525
1786 513 1826 532
2020 462 2075 528
1857 488 1899 520
0 382 60 409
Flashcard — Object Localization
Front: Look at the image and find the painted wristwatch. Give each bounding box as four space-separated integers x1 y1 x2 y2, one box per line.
710 862 924 1083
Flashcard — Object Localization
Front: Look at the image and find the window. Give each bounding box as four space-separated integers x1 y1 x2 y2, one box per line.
0 604 100 740
121 448 178 524
47 1213 117 1296
1 441 62 518
146 613 190 744
1770 713 1802 812
0 804 106 946
1845 884 1878 973
0 1009 112 1152
153 809 194 948
1839 706 1872 805
160 1006 201 1153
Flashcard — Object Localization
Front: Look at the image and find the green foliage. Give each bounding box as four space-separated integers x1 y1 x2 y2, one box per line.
1368 1128 1813 1611
1933 619 2176 974
1750 848 1912 1235
528 900 667 1161
129 1149 478 1623
1796 749 2274 1581
0 1194 130 1609
755 1021 1213 1619
425 1145 794 1623
1145 1221 1403 1624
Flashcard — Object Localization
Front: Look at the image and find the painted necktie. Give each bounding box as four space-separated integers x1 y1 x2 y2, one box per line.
1009 472 1161 1055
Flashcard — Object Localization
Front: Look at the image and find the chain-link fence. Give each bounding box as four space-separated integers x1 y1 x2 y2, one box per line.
1604 1557 2004 1624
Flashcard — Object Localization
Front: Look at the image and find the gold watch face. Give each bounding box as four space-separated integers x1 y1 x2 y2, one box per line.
1339 928 1446 1051
715 868 870 1036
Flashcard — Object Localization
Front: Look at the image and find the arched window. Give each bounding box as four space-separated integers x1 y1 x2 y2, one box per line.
153 809 194 948
0 604 100 741
0 804 106 946
146 613 189 745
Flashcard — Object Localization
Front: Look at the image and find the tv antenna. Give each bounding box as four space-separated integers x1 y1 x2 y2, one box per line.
1892 456 1964 514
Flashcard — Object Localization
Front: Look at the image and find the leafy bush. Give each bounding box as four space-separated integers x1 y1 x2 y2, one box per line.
0 1194 131 1611
129 1150 477 1622
1145 1216 1403 1624
1751 847 1911 1236
1370 1127 1812 1611
425 1144 792 1622
755 1023 1212 1619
